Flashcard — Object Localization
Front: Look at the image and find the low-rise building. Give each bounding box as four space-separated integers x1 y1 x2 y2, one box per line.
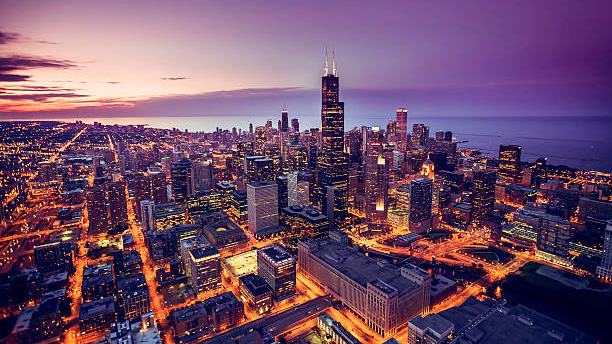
79 296 116 334
238 273 273 315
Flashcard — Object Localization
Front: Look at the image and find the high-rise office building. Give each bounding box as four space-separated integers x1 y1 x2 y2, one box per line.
85 185 109 235
291 118 299 133
131 173 151 218
282 205 329 241
276 175 288 212
148 168 168 204
254 158 275 183
396 183 411 212
229 190 248 225
318 51 348 223
536 213 571 263
287 145 309 172
412 124 429 147
396 108 408 152
233 141 254 178
171 158 194 203
186 190 223 218
140 199 155 231
471 170 496 227
410 178 433 233
596 221 612 280
288 172 309 208
247 181 279 236
281 109 289 133
365 128 389 224
264 144 282 178
193 160 214 192
245 155 264 184
188 246 222 295
255 126 266 155
498 145 522 184
444 131 452 142
107 180 128 230
257 244 296 299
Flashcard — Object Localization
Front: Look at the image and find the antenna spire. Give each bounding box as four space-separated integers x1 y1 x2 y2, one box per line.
332 50 336 76
324 47 329 75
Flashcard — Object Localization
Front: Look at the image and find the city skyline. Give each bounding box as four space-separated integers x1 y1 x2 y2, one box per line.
1 2 612 344
1 0 611 119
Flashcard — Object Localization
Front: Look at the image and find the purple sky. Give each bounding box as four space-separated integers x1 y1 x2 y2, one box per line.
1 0 611 120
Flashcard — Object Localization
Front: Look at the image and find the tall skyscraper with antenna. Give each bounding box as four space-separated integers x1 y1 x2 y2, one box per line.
281 108 289 133
318 50 348 227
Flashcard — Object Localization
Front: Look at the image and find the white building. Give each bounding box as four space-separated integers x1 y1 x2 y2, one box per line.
247 181 279 236
139 199 155 231
288 172 309 208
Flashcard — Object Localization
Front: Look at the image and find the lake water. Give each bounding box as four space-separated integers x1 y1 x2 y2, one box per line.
4 115 611 172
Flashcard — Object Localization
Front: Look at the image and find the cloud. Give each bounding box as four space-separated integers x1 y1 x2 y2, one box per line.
0 74 30 82
34 40 58 45
0 31 20 45
0 85 77 92
161 77 188 81
0 92 88 102
0 31 58 45
106 81 120 84
0 55 77 82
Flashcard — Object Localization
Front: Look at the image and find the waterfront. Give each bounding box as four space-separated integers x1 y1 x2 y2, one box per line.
4 115 611 172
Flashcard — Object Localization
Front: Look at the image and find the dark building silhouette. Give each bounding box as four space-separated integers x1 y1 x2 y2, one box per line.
172 158 193 203
317 51 348 224
472 170 496 227
498 145 522 184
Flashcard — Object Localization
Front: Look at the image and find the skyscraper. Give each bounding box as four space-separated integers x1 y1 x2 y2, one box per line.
291 118 299 133
257 244 296 299
365 127 389 224
412 124 429 147
85 185 109 235
148 168 168 204
281 109 289 133
396 108 407 151
140 199 155 231
107 181 128 230
318 51 348 224
188 246 222 295
410 178 433 233
498 145 522 184
131 173 151 219
171 158 194 203
247 181 279 236
288 172 309 208
471 170 496 227
193 159 214 192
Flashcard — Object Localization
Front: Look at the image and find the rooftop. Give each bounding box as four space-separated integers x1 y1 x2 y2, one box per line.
172 302 207 322
223 249 258 278
259 244 294 266
409 313 454 338
309 239 420 296
190 246 221 261
79 296 115 319
438 297 597 344
239 273 272 297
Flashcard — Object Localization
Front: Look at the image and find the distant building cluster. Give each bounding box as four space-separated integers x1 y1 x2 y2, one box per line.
0 55 610 344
